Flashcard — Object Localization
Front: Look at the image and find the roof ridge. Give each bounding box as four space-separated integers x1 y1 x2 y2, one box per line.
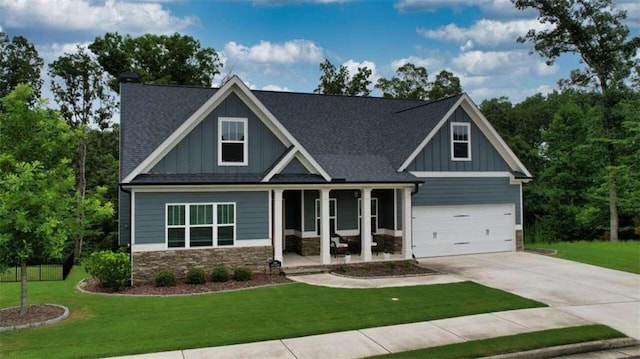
392 93 464 114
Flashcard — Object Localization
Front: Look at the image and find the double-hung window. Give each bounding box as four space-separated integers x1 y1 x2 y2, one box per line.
166 203 236 248
218 117 247 166
451 122 471 161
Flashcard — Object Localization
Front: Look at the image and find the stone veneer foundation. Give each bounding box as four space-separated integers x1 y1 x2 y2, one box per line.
515 229 524 251
132 246 272 285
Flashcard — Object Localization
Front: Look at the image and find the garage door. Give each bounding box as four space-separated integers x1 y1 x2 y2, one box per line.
412 204 515 258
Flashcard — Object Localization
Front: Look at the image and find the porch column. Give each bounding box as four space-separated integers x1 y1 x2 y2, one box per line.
402 187 412 259
361 188 372 261
320 188 331 264
273 189 284 263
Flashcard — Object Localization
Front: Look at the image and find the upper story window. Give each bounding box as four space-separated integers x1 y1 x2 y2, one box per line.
451 122 471 161
218 117 248 166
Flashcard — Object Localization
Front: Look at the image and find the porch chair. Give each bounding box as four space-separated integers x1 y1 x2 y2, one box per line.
329 222 349 257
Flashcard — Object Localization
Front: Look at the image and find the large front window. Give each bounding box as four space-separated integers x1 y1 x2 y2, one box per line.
166 203 236 248
451 122 471 161
218 117 247 166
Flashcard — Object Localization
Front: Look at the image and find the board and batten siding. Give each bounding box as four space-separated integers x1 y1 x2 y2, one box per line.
119 190 131 246
151 92 287 174
413 177 522 225
133 191 269 245
407 108 510 172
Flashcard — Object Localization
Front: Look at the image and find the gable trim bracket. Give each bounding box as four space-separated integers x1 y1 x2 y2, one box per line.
122 75 331 183
397 94 532 178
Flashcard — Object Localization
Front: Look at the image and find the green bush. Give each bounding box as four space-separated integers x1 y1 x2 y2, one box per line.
233 267 252 281
154 270 176 287
84 250 131 290
211 266 230 282
186 267 206 284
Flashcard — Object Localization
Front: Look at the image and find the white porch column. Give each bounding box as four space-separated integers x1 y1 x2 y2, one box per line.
402 187 413 259
273 189 284 263
361 188 372 261
320 189 331 264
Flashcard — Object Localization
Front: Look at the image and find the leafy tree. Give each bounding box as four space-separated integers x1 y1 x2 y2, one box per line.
89 32 222 92
0 85 75 314
429 70 462 100
376 63 429 99
49 45 116 258
514 0 640 240
375 64 462 100
314 59 372 96
0 32 43 101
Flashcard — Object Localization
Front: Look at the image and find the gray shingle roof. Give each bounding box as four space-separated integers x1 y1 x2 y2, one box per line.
121 82 464 185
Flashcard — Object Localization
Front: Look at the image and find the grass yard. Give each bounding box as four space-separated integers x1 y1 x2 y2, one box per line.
1 267 544 359
374 324 625 358
530 240 640 274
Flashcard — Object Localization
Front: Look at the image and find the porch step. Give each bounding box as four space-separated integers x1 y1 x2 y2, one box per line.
282 265 333 275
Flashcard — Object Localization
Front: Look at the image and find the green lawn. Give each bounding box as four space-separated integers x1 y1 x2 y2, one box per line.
0 268 544 359
374 325 625 358
529 240 640 274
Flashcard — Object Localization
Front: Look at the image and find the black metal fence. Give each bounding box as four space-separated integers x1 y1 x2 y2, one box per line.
0 255 74 282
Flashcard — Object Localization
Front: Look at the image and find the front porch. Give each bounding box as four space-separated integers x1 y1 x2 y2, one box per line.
272 186 414 267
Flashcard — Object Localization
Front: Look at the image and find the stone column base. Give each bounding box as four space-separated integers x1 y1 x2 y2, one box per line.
516 229 524 251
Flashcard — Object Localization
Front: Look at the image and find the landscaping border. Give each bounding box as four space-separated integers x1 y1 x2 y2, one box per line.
0 304 69 331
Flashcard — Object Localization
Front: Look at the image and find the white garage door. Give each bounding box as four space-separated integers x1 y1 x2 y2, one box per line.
412 204 515 258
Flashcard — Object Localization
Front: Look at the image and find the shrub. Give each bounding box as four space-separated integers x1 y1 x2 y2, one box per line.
154 270 176 287
211 266 230 282
233 267 252 281
84 250 131 290
186 267 206 284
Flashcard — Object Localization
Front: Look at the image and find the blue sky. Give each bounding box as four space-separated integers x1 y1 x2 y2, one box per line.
1 0 638 104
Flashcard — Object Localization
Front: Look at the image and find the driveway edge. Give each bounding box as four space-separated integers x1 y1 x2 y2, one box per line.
482 337 638 359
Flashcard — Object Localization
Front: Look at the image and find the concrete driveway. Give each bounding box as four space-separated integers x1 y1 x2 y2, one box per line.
418 252 640 339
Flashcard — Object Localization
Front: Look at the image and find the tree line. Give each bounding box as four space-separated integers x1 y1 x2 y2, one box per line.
1 0 638 312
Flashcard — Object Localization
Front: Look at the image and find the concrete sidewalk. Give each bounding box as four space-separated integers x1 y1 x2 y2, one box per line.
113 307 594 359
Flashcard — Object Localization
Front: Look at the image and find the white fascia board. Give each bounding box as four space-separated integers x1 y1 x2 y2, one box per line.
125 183 414 192
458 95 532 178
398 95 466 172
411 171 513 178
262 147 298 182
231 78 332 182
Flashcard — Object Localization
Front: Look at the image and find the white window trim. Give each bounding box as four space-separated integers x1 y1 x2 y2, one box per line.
218 117 248 166
315 198 336 235
358 198 379 234
451 122 471 161
165 202 236 249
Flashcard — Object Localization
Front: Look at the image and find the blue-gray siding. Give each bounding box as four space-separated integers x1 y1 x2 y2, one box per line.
281 158 310 174
413 177 521 224
151 93 287 174
119 190 131 246
134 191 269 245
396 189 403 230
407 108 510 172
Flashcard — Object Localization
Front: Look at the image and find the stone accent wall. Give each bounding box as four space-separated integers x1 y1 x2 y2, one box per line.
515 229 524 251
284 235 298 253
381 235 403 253
300 237 320 256
132 246 272 285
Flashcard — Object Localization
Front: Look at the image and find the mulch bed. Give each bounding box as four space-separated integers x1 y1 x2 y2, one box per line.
80 273 292 296
331 261 438 277
0 304 65 328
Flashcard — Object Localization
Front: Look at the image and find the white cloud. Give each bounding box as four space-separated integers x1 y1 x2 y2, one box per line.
389 56 444 72
262 84 291 91
452 50 534 76
418 19 549 49
223 40 323 65
0 0 196 35
535 61 557 76
342 59 379 84
253 0 351 5
620 1 640 29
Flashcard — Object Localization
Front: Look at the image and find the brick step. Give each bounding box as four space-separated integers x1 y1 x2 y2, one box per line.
282 265 333 275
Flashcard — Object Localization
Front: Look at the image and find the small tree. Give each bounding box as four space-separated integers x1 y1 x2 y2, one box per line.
0 85 75 314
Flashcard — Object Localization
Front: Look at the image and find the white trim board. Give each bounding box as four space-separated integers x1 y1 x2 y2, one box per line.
398 94 532 178
411 171 513 178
